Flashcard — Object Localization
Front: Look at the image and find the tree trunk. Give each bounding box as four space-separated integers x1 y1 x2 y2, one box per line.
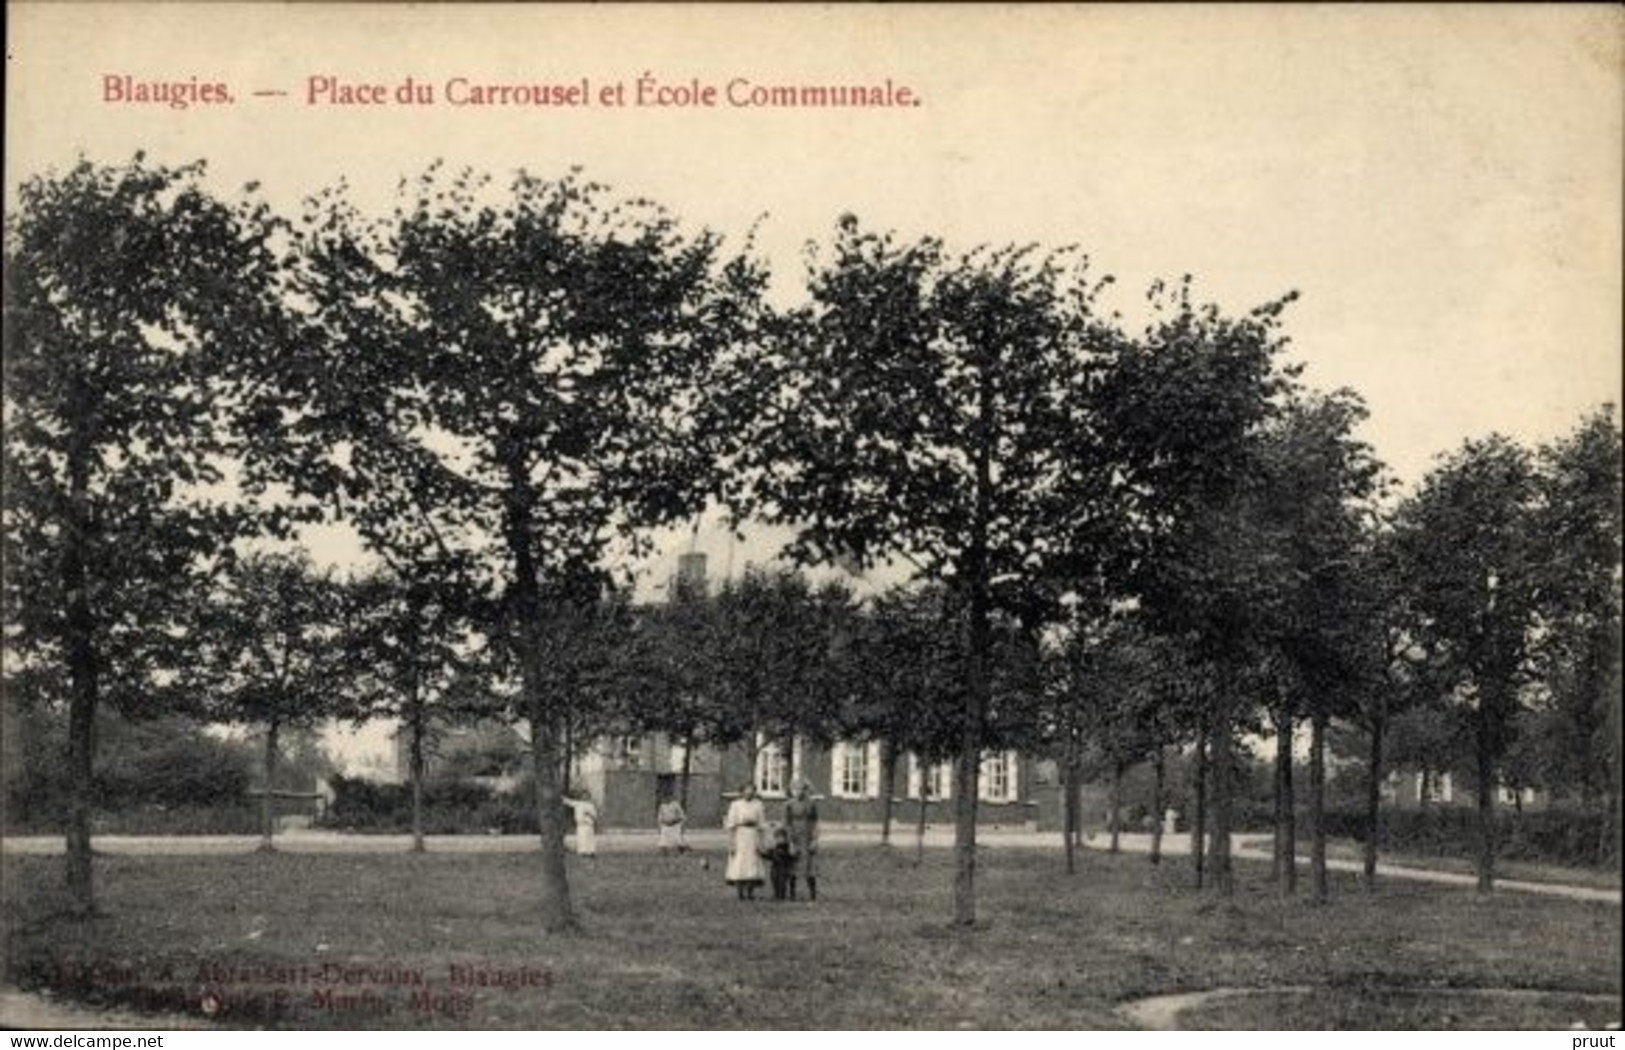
1606 633 1623 866
679 729 695 809
1207 718 1234 896
743 733 761 792
1475 704 1497 894
952 740 981 927
1310 709 1328 903
505 464 575 934
953 568 991 927
1192 728 1208 890
952 363 995 929
879 738 897 846
260 718 280 853
1274 708 1297 894
1068 751 1084 850
64 660 97 915
1271 712 1283 883
1363 712 1384 889
1062 752 1078 875
1150 747 1166 866
62 440 97 916
915 783 930 868
409 707 426 855
560 717 574 797
531 703 576 933
1109 760 1124 854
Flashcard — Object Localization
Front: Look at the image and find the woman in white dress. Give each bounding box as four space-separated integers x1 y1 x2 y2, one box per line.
563 792 599 858
723 783 766 899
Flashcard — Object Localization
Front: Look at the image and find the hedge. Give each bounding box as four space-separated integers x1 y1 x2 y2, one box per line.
1302 807 1617 869
317 774 539 835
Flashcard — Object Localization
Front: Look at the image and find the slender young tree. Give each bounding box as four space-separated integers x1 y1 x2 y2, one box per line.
2 156 272 913
853 587 969 865
344 567 476 853
190 551 347 852
1257 390 1387 901
1391 436 1542 893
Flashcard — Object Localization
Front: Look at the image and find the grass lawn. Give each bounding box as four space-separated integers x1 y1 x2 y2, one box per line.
3 846 1620 1029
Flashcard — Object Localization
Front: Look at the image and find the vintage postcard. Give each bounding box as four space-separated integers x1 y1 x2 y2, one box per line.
3 2 1621 1033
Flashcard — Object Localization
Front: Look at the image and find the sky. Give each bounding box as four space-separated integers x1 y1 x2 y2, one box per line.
8 4 1621 772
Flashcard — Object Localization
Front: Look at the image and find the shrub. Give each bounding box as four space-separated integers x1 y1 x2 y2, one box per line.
317 773 536 834
1301 806 1617 869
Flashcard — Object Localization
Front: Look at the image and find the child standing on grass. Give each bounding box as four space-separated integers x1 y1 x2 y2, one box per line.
764 825 795 900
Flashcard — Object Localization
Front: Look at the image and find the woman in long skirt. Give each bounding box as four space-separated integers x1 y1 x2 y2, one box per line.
656 796 688 854
723 782 766 899
563 792 599 858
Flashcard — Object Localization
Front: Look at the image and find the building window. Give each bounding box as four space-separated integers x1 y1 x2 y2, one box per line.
979 751 1018 802
1422 770 1453 805
617 735 642 769
755 735 789 796
832 740 880 799
834 741 865 798
1498 784 1536 806
907 755 953 800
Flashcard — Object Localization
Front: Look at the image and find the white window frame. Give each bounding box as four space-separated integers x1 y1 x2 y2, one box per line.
1422 770 1454 805
832 740 881 799
755 733 789 797
978 751 1019 803
1498 783 1535 806
906 754 953 800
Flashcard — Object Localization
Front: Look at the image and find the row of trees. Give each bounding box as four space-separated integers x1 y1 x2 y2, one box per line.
5 155 1619 932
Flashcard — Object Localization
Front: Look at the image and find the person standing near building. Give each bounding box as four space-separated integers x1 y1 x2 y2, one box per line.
784 779 820 901
564 791 599 858
723 782 766 899
656 795 688 854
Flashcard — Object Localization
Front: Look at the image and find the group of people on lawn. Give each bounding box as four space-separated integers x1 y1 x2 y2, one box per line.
560 780 821 902
723 780 820 902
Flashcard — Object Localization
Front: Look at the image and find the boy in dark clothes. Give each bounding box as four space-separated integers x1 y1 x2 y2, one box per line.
763 824 795 901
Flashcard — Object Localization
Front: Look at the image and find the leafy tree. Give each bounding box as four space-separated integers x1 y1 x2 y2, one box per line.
621 567 719 808
1529 408 1622 845
1254 390 1386 900
1059 618 1199 866
344 568 477 852
1390 435 1542 892
1340 528 1434 887
271 165 766 931
2 156 271 912
745 220 1122 925
1096 279 1300 894
3 700 254 829
188 551 348 851
706 567 854 777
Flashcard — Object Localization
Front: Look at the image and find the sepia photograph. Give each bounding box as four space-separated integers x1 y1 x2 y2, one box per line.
2 2 1621 1032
